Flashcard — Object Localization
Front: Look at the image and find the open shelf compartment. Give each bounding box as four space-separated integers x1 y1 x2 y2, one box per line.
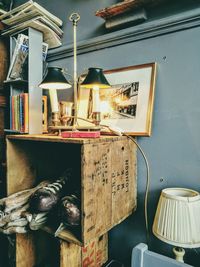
6 134 137 247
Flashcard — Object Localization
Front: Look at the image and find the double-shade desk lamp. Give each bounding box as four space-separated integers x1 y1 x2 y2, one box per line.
39 13 110 135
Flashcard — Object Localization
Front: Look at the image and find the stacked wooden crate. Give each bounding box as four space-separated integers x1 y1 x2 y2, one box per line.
6 135 137 266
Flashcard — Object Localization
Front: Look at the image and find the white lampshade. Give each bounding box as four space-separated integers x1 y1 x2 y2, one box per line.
153 188 200 248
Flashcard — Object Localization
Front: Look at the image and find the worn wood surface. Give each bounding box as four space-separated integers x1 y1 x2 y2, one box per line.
7 139 37 195
95 0 166 19
60 234 108 267
82 138 137 243
7 134 127 144
16 234 36 267
60 241 81 267
6 135 137 267
7 139 37 267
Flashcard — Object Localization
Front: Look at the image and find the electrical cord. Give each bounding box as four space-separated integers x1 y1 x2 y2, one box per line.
123 133 150 244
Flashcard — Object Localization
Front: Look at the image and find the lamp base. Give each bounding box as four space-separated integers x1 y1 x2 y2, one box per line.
48 125 101 131
173 247 185 263
48 125 101 137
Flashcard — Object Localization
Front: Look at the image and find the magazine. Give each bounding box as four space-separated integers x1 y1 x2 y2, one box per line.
0 1 62 26
6 33 48 81
2 17 62 49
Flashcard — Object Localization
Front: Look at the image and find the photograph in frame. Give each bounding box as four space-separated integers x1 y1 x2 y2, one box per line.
78 63 157 136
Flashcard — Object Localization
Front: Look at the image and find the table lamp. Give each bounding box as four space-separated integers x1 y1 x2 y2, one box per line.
153 187 200 263
81 67 110 126
39 13 110 132
39 66 71 126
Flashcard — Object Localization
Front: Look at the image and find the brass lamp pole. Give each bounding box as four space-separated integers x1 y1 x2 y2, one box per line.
69 13 80 129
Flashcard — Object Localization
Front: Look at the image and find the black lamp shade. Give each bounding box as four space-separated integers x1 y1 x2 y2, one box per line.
81 68 110 89
39 67 71 90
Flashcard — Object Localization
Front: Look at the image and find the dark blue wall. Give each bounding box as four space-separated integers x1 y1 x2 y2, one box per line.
14 1 200 266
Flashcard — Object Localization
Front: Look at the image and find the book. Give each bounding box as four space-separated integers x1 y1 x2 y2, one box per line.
10 93 29 133
10 93 47 133
42 95 47 133
61 131 101 138
6 33 48 81
24 93 29 133
0 0 62 27
2 13 63 37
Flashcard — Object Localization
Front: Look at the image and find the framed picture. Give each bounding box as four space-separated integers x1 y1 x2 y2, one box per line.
78 62 157 136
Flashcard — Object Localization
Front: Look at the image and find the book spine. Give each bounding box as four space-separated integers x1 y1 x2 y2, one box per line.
24 93 29 133
12 96 14 131
19 93 23 132
42 95 47 133
10 96 12 130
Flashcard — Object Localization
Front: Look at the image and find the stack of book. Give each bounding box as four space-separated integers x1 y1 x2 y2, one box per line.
10 93 29 133
10 94 47 133
0 1 63 49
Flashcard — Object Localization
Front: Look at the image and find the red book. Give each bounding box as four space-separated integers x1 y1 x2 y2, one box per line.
61 131 100 138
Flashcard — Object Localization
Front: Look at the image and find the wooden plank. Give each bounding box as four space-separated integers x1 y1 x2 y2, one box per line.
60 234 108 267
6 139 37 194
111 139 137 223
82 138 137 244
81 234 108 267
95 0 165 19
7 139 37 267
16 234 36 267
7 134 126 144
82 142 112 243
60 241 82 267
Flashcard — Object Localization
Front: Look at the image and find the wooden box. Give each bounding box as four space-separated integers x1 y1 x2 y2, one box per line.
15 231 107 267
7 135 137 246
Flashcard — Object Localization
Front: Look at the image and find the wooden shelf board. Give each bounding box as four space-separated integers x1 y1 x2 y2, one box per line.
95 0 164 19
7 134 126 144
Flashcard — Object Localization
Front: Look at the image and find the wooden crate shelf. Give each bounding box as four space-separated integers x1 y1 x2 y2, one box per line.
6 134 137 266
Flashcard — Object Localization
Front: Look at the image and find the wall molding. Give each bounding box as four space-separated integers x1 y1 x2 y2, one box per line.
48 8 200 62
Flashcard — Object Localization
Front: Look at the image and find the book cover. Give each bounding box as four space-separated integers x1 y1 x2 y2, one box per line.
6 34 49 81
6 34 29 81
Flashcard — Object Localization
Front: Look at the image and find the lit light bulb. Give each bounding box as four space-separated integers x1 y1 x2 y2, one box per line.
49 90 59 113
92 85 100 112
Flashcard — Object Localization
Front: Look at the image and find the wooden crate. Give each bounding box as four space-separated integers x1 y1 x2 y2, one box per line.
60 234 108 267
6 135 136 265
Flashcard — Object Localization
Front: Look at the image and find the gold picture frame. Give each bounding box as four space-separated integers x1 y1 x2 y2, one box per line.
78 62 157 136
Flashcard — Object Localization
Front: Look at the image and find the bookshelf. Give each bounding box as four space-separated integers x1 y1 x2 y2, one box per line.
6 134 137 266
6 27 43 134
